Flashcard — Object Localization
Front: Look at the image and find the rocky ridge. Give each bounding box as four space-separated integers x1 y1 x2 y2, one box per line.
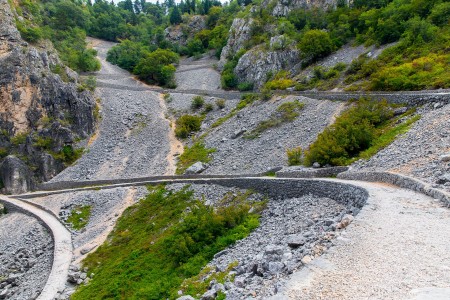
0 0 96 194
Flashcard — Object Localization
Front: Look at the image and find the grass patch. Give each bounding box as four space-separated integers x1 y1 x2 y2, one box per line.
287 147 303 166
72 186 265 300
244 100 304 139
175 115 203 139
66 205 92 230
176 142 216 175
10 132 29 146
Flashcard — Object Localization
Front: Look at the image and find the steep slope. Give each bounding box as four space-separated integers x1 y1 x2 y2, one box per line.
0 0 96 193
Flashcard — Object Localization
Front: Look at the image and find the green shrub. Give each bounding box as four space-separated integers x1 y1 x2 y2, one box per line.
264 71 295 90
10 132 28 146
33 136 53 150
304 98 394 166
215 99 226 109
175 115 203 139
52 145 84 165
203 103 214 114
237 82 254 91
0 147 8 159
191 96 205 110
134 48 179 86
298 30 334 62
176 142 216 175
287 147 303 166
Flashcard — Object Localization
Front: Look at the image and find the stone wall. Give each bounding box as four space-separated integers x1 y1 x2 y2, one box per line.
338 171 450 207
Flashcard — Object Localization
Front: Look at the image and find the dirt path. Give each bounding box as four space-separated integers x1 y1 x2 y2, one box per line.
158 93 184 175
282 181 450 300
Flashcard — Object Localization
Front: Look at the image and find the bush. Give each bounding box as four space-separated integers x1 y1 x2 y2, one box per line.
191 96 205 110
175 115 203 139
298 30 334 62
237 82 254 91
215 99 226 109
264 71 295 90
304 98 394 166
287 147 303 166
133 48 179 86
203 103 214 114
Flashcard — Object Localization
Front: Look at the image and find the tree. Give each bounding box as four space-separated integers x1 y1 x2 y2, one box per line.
169 6 182 25
298 29 334 62
133 48 179 85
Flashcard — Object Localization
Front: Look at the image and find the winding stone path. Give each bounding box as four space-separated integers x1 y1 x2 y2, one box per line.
0 196 72 300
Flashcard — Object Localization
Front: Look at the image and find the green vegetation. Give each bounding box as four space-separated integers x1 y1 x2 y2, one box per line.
203 103 214 114
51 145 84 166
176 142 216 175
264 71 296 91
175 115 203 139
215 99 226 109
302 98 419 166
287 147 303 166
72 185 264 299
298 29 334 63
10 132 28 146
66 205 92 230
191 96 205 110
244 100 304 139
133 48 179 87
211 93 260 128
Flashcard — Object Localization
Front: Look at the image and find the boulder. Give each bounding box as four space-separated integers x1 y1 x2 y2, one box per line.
436 173 450 184
234 45 300 89
185 162 207 174
287 235 306 248
440 154 450 162
0 156 34 194
177 296 195 300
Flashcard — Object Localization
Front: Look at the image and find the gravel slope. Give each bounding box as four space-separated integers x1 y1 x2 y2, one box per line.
0 212 53 300
50 39 171 181
282 181 450 300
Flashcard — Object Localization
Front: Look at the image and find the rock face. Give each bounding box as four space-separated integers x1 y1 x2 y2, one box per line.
269 0 344 16
218 18 254 69
0 156 33 194
0 0 95 192
165 15 206 46
234 45 300 88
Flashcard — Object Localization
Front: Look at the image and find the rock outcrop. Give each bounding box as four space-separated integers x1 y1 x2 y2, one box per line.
269 0 345 16
0 0 96 192
0 155 33 194
218 18 254 69
164 15 206 46
234 45 300 88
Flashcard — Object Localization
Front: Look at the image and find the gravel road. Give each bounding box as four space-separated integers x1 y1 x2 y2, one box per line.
282 181 450 300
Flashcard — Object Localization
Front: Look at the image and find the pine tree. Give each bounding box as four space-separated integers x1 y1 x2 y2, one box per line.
169 5 182 25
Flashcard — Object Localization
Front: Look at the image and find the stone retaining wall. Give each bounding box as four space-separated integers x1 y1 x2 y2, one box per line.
338 171 450 207
35 177 369 211
276 167 349 178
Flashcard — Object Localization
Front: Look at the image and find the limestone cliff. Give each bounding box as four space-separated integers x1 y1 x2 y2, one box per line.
0 0 96 194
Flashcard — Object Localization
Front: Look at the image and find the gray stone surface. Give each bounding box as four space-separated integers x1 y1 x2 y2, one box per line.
0 155 34 194
0 212 53 300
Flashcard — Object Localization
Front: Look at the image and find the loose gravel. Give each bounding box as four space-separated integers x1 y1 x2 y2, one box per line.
0 212 53 300
175 56 222 91
50 39 171 182
201 96 344 174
